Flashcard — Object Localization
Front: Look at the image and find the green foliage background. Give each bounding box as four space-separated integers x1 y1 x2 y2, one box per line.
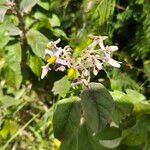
0 0 150 149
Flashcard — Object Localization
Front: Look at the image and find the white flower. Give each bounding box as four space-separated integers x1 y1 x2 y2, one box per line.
45 49 68 66
103 52 121 68
106 46 118 52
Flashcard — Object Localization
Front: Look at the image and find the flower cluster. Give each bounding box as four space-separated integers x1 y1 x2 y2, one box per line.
41 35 121 85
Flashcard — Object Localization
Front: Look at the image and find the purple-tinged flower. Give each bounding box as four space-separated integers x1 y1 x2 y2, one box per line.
41 63 51 79
103 52 121 68
45 49 68 66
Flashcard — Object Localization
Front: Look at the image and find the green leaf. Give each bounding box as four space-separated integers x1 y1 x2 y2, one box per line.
122 114 150 146
144 60 150 81
78 122 106 150
126 89 146 103
26 29 49 58
49 14 60 27
0 28 10 49
0 119 18 139
125 89 150 114
95 127 122 149
60 133 78 150
53 97 81 141
111 91 134 124
52 28 67 39
20 0 39 13
38 0 50 10
27 54 43 77
81 82 115 133
52 76 71 98
3 43 22 89
99 137 122 149
96 127 122 140
0 95 19 108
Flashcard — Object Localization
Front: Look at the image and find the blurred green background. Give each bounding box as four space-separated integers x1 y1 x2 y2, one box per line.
0 0 150 149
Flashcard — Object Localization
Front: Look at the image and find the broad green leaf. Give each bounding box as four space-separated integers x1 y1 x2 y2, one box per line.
20 0 39 13
81 82 115 133
60 133 78 150
0 119 18 139
53 97 81 140
27 54 43 77
126 89 150 114
78 122 106 150
3 43 22 89
99 137 122 149
0 95 19 108
96 127 122 140
126 89 146 103
122 114 150 146
52 28 67 39
26 29 49 58
38 0 50 10
111 91 134 124
0 24 10 49
49 14 60 27
95 127 122 149
0 6 8 22
52 76 71 98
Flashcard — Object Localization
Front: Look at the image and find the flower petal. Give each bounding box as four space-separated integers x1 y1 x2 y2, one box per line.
41 64 51 79
107 46 118 52
108 58 121 68
45 49 53 56
95 59 102 70
99 41 105 50
56 58 68 66
54 48 63 57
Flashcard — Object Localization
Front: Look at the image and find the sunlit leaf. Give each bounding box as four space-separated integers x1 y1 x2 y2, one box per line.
111 91 134 124
26 29 49 58
27 54 43 77
52 76 71 98
0 95 19 108
38 0 50 10
122 114 150 146
3 43 22 89
20 0 39 13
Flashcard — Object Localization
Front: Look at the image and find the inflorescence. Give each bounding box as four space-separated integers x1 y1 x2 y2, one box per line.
41 35 121 86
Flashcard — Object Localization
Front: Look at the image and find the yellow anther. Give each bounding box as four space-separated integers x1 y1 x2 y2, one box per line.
67 67 76 78
47 56 57 64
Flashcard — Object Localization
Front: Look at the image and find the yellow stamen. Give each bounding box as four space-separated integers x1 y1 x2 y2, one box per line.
47 56 57 64
67 67 76 78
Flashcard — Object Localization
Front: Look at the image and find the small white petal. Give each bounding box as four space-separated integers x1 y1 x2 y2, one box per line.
87 40 99 49
41 64 50 79
54 38 61 44
56 66 66 71
93 67 98 76
104 52 111 61
101 36 108 40
45 49 53 56
99 41 105 50
56 58 68 66
108 58 121 68
83 69 89 77
95 59 102 70
54 48 63 56
107 46 118 52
